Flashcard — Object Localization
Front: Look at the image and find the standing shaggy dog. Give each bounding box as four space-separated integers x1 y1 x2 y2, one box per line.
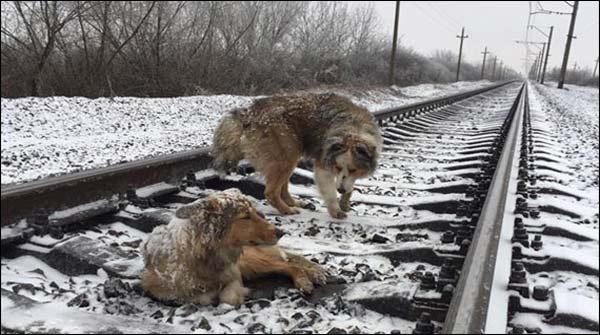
141 189 327 305
213 93 382 219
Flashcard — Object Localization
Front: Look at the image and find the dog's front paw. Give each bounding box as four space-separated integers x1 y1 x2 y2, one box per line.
219 282 249 306
294 276 314 295
339 199 351 212
293 198 308 207
328 207 347 219
309 268 329 286
339 192 352 212
281 207 300 215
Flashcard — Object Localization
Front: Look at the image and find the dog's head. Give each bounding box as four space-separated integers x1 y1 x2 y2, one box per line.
323 134 380 194
222 208 283 248
175 189 282 250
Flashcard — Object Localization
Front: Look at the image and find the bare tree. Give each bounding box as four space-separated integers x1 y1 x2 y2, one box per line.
2 1 95 95
2 1 505 98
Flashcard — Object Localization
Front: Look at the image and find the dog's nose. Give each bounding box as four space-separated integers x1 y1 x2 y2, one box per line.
275 228 286 240
337 187 346 194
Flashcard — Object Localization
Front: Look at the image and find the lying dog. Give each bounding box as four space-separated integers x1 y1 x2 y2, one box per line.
141 189 326 305
212 93 382 219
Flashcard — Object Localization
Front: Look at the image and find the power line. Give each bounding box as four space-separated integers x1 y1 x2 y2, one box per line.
522 1 576 78
410 2 456 34
423 2 461 31
532 1 572 15
426 1 463 28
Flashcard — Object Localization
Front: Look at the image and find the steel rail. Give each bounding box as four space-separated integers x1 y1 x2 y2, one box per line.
372 80 516 123
1 81 516 226
442 83 526 333
1 148 212 226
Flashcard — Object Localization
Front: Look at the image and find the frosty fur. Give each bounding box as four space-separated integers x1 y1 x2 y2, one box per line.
212 93 383 219
141 189 327 305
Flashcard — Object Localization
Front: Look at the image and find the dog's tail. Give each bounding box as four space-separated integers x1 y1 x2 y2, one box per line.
212 110 244 172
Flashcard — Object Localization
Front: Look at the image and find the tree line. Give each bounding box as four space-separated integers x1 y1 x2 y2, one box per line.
1 1 521 98
544 66 599 87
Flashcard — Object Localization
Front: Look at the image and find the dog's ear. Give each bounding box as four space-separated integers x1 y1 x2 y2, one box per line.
353 142 377 172
353 143 373 160
324 136 346 167
178 191 252 245
175 201 203 219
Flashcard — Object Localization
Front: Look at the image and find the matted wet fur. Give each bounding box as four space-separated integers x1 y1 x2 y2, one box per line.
141 189 327 305
212 93 382 218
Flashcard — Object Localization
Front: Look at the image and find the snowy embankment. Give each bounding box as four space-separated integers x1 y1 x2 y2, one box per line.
530 83 599 195
1 81 490 185
530 82 599 225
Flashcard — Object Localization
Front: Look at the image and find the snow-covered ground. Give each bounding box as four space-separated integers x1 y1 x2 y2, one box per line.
529 82 599 224
515 82 599 333
1 84 520 333
2 81 597 333
1 80 491 185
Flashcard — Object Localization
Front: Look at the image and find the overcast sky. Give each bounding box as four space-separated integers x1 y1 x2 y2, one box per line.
361 1 599 76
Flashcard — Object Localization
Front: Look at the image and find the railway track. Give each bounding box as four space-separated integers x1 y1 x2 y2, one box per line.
1 81 598 334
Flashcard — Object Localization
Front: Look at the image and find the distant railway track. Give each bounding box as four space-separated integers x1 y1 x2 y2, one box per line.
2 81 597 334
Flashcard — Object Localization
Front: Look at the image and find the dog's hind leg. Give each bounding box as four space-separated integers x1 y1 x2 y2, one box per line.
282 185 309 208
264 163 300 215
280 161 308 208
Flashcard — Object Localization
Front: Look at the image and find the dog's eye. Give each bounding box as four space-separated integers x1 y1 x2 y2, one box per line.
355 146 370 158
330 143 344 152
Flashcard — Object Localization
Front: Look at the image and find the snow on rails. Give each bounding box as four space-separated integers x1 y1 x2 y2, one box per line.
1 81 598 334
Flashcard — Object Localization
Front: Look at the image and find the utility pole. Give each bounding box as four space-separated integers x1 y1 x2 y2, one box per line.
498 61 503 81
541 26 553 84
525 2 532 75
455 27 469 82
516 40 547 80
526 2 571 84
558 0 579 89
593 57 599 78
531 56 538 80
480 47 489 79
538 44 545 82
491 56 498 81
389 1 400 86
537 45 545 82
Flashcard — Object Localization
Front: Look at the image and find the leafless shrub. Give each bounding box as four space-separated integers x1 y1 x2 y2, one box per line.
545 66 599 87
1 1 509 98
